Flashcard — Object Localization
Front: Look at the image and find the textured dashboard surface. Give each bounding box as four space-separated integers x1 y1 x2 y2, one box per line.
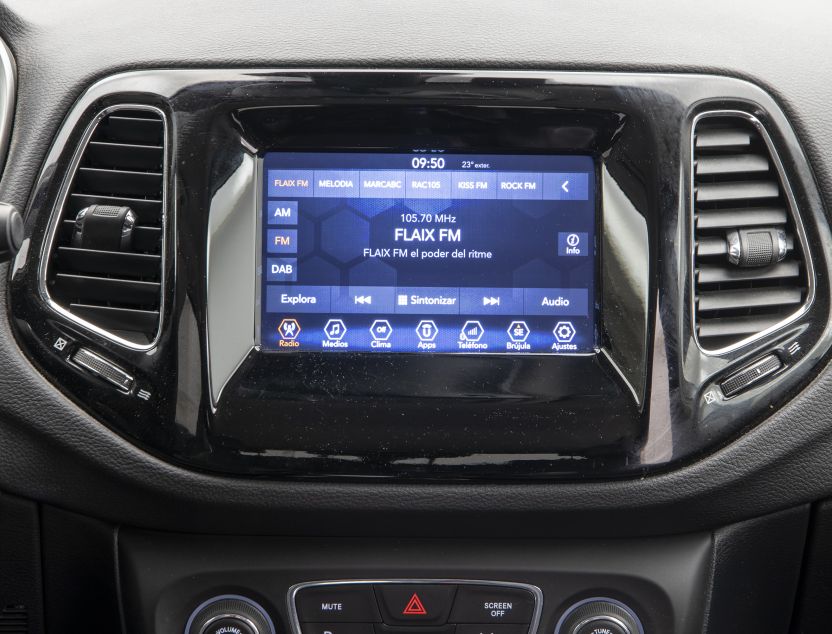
0 0 831 536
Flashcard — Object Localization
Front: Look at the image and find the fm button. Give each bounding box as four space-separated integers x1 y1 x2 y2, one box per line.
449 586 535 624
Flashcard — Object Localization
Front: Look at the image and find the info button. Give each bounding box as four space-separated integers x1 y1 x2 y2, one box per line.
558 232 589 257
449 586 535 624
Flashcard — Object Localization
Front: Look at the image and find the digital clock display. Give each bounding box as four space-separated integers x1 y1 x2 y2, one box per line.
410 156 446 169
260 151 597 354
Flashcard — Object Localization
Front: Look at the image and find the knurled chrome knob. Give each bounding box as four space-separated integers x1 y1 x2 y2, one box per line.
557 599 641 634
186 596 274 634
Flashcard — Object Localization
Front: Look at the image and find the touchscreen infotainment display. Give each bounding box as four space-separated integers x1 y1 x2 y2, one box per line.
259 152 596 354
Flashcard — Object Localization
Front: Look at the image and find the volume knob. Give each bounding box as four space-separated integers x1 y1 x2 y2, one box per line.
186 596 274 634
557 599 641 634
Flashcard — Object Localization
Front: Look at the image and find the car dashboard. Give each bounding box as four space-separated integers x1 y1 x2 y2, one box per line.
1 2 832 633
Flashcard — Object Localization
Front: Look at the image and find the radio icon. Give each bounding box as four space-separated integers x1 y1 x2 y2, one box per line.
278 318 301 340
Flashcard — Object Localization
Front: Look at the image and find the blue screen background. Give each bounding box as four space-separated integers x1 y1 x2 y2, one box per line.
260 152 596 354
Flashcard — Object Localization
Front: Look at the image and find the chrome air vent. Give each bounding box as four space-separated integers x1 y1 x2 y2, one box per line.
692 111 813 353
40 106 167 349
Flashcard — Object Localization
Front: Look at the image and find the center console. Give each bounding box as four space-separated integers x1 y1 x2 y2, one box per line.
8 70 832 480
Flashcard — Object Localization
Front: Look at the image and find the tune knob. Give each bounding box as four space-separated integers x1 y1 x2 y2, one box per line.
186 596 275 634
557 599 642 634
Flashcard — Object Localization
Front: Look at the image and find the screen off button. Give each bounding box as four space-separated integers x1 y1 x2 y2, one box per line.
449 585 535 624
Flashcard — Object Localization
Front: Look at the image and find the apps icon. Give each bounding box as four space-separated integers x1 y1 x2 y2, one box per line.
507 321 530 343
553 321 576 343
370 319 393 341
278 318 301 340
415 320 439 342
324 319 347 341
459 320 484 343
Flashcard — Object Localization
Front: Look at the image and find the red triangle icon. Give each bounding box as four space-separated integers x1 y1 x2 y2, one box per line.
402 593 428 616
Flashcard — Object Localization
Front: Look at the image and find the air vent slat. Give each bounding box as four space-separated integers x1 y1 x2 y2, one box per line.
697 315 786 339
696 154 769 175
86 141 163 171
695 128 753 149
692 114 809 351
75 167 162 199
61 221 161 253
56 247 161 277
96 115 163 145
696 237 729 257
697 260 800 284
69 304 160 332
696 207 788 230
696 180 779 204
45 107 166 346
697 287 802 312
52 273 160 305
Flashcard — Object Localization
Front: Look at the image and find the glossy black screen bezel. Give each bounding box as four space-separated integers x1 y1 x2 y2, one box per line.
211 103 639 473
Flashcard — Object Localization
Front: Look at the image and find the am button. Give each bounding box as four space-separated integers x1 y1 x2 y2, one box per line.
449 586 535 624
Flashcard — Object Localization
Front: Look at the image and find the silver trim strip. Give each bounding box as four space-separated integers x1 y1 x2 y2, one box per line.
36 104 169 351
287 579 543 634
690 109 816 355
205 153 258 407
0 38 15 176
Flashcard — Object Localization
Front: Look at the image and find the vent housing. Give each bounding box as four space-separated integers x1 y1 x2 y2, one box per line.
692 112 811 352
42 106 166 348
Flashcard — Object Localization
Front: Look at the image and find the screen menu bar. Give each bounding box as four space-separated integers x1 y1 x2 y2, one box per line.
267 169 589 201
265 285 589 316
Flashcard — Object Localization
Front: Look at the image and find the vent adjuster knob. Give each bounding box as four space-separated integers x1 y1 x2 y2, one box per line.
71 204 136 252
726 227 788 267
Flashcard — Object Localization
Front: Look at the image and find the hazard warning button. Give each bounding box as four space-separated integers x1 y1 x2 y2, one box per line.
374 585 458 625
